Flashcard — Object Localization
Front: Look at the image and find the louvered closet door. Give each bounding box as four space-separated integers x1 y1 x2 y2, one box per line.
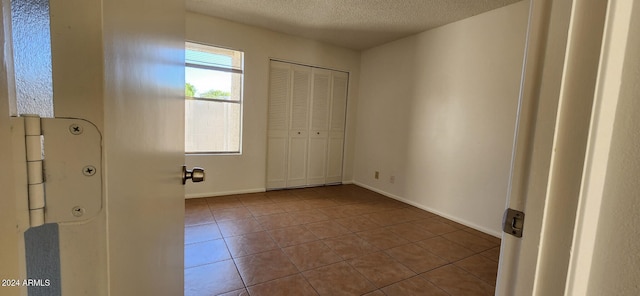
326 71 348 184
266 61 291 189
286 65 312 187
307 68 331 186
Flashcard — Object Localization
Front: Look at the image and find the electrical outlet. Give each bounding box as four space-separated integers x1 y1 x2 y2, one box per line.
375 171 379 179
390 176 395 184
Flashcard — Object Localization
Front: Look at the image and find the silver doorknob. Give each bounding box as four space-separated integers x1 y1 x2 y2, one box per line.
182 165 205 184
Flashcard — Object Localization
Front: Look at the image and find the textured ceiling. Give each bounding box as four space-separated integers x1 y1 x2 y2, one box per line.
186 0 523 50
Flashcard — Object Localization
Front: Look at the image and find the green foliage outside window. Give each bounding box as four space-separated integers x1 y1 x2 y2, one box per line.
185 83 230 100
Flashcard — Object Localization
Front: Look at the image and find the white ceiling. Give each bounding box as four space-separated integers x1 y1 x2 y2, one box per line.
186 0 523 50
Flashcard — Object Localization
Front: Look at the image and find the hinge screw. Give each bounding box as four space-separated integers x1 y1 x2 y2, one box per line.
72 206 85 217
82 165 96 176
69 124 83 135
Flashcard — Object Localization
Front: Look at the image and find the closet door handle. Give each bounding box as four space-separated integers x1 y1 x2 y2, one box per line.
317 132 320 135
298 132 301 135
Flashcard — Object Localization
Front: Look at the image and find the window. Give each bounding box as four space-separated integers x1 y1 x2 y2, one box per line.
185 42 244 154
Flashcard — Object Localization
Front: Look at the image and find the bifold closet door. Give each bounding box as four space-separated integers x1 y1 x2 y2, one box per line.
266 62 291 189
307 68 331 186
267 61 348 189
326 71 348 184
287 65 312 187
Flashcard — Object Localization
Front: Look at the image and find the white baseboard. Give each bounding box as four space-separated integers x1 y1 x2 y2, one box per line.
341 180 354 185
352 181 502 238
185 188 266 199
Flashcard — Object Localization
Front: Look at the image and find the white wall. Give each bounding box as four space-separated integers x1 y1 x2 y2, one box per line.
353 1 529 235
185 13 361 198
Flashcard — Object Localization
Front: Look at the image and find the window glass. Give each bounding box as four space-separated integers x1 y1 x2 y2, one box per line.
185 42 243 154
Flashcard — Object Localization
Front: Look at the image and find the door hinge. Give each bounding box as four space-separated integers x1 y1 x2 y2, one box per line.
12 114 103 228
503 208 525 238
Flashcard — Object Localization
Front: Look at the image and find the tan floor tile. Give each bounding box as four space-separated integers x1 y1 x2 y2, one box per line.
186 198 207 207
336 203 374 216
323 234 379 260
246 203 285 217
431 216 468 230
283 241 342 271
362 290 385 296
385 243 448 273
303 262 376 296
412 218 459 235
305 220 352 239
184 260 244 296
335 216 380 232
212 207 253 221
218 217 264 237
303 198 339 208
422 264 495 296
415 236 475 263
329 196 362 206
357 228 410 250
317 207 351 219
385 222 437 242
279 200 316 212
185 201 215 226
255 212 299 230
294 189 325 199
403 207 438 219
234 249 298 286
206 196 244 210
217 288 249 296
265 191 300 203
268 225 319 247
185 185 499 296
363 211 413 226
185 239 230 268
480 246 501 262
382 276 448 296
224 231 278 258
185 223 221 244
442 230 498 252
289 209 331 224
348 252 416 288
390 208 435 221
455 254 499 285
238 194 273 206
371 200 409 210
248 274 318 296
463 228 502 245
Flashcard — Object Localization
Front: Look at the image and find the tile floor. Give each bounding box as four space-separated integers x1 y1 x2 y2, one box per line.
185 185 501 296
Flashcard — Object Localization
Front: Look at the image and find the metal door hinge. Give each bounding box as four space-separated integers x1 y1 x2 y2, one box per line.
12 115 103 228
503 208 525 238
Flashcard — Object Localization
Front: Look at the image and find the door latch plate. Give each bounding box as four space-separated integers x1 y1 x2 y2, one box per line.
503 208 525 238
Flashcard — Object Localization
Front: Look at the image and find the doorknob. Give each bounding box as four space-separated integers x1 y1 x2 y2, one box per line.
182 165 205 184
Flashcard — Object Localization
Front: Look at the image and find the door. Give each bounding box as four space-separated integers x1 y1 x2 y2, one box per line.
0 0 186 295
307 68 331 186
287 65 312 187
0 0 27 293
266 62 292 188
496 0 610 295
326 71 348 184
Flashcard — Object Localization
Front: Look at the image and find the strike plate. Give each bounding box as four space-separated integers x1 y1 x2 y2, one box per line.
503 208 525 238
